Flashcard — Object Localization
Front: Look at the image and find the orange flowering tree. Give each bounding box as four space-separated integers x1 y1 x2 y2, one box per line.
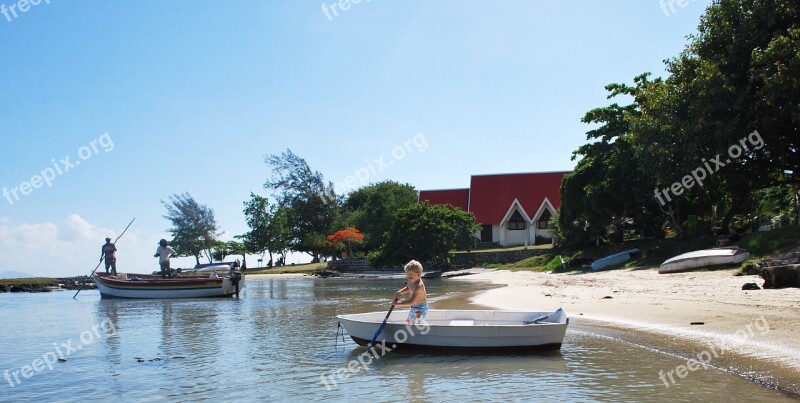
326 228 365 259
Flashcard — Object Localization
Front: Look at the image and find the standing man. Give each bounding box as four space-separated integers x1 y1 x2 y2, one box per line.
100 237 117 275
154 239 177 278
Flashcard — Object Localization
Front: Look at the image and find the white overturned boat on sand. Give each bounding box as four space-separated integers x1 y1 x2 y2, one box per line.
591 248 639 271
658 246 750 274
337 308 568 350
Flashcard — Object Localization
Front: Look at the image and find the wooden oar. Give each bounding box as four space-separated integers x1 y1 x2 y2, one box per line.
73 217 136 298
367 297 399 349
522 308 562 324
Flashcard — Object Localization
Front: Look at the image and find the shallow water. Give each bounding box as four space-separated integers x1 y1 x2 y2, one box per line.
0 278 794 401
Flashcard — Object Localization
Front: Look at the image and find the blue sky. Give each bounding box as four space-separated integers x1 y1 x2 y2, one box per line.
0 0 710 277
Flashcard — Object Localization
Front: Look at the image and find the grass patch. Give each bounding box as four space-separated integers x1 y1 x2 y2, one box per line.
245 263 326 275
737 225 800 256
487 254 571 272
485 225 800 274
455 244 553 254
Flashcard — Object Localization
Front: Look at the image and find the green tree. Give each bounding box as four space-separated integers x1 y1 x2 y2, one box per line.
162 192 219 265
564 1 799 239
210 240 229 262
263 149 338 262
227 240 249 268
632 0 799 231
559 80 666 246
343 181 418 251
241 193 291 265
371 202 479 267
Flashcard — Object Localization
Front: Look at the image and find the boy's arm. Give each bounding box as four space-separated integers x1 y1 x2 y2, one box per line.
394 286 409 299
394 284 426 307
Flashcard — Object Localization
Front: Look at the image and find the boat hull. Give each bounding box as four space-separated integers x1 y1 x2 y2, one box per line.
659 247 750 273
92 274 244 299
337 309 568 350
591 248 640 271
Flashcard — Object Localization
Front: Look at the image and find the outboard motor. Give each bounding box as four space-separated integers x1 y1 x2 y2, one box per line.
229 265 242 297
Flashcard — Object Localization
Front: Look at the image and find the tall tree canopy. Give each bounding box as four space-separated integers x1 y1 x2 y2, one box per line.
162 192 219 265
632 0 799 230
559 80 664 246
559 0 799 245
263 149 338 262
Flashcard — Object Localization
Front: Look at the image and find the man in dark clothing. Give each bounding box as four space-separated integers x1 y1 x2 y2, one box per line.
100 237 117 275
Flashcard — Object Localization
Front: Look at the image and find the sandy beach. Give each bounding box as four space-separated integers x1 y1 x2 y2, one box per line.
463 267 800 392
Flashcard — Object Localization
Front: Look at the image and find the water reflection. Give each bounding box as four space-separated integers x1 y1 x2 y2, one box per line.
0 279 793 401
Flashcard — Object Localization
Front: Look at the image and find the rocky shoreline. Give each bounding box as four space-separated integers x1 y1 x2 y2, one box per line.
0 277 96 293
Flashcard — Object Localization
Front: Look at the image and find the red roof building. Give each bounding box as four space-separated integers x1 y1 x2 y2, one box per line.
419 171 569 246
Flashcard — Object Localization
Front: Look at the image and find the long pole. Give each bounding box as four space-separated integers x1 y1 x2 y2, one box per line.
73 217 136 298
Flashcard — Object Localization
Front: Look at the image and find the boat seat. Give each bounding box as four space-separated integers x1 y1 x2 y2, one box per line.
449 320 474 326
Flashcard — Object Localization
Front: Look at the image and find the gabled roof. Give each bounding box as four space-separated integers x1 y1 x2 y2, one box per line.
418 188 470 211
468 171 568 225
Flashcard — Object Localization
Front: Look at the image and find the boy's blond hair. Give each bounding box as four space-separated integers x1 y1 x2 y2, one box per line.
404 260 423 275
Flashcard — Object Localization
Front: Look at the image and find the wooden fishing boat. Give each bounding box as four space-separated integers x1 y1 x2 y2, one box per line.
92 272 244 299
337 308 568 350
658 247 750 274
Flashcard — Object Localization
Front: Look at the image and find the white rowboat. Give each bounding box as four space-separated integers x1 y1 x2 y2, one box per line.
591 248 640 271
337 308 568 350
658 247 750 274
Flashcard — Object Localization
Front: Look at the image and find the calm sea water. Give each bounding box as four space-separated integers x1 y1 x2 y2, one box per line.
0 278 794 402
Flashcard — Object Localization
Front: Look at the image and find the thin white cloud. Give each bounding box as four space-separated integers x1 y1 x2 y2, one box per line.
0 215 165 277
0 215 311 278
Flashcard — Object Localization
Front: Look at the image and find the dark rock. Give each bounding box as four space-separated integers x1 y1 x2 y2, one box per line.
742 282 760 290
690 322 705 325
315 270 341 278
601 296 613 299
740 264 761 276
761 265 800 289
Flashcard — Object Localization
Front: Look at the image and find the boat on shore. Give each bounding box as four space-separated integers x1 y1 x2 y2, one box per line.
591 248 639 271
421 270 443 279
337 308 568 350
92 272 244 299
658 246 750 274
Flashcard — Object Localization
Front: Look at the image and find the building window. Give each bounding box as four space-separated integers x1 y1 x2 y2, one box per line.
507 210 526 230
537 209 554 229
